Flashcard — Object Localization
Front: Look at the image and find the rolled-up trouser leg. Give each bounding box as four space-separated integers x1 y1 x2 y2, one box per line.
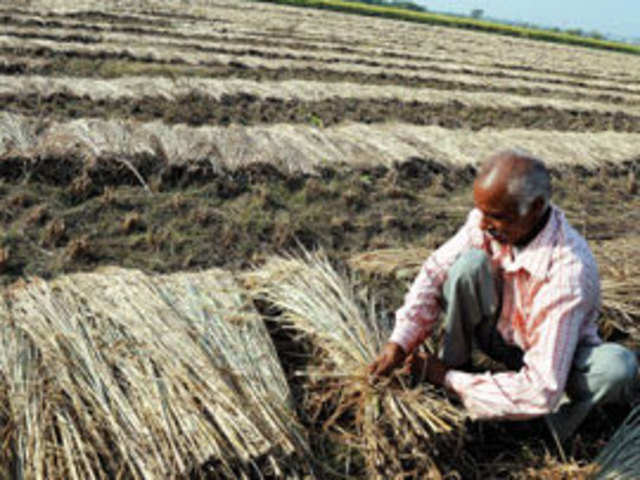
546 342 639 443
439 249 502 368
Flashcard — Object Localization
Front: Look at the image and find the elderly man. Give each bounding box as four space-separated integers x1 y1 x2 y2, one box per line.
369 150 638 443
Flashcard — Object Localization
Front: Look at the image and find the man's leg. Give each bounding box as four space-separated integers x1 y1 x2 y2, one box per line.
439 249 502 368
546 342 639 444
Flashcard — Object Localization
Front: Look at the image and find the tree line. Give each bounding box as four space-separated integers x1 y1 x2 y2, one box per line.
350 0 426 12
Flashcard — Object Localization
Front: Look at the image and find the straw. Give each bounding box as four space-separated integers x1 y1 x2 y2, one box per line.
245 250 466 478
0 267 308 479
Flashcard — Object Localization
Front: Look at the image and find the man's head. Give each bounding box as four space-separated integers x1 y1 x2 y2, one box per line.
473 150 551 246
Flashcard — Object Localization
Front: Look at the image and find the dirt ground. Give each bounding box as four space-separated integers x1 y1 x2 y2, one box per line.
5 91 640 132
1 158 637 287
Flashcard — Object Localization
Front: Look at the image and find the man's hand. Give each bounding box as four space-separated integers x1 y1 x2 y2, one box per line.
368 342 407 378
403 351 450 387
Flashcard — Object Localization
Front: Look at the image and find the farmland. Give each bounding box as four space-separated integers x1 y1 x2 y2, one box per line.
0 0 639 478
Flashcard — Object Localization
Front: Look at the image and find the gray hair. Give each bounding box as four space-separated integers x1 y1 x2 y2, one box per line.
508 151 550 216
480 149 551 217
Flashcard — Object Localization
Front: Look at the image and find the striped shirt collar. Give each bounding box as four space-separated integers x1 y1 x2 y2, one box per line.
507 204 560 279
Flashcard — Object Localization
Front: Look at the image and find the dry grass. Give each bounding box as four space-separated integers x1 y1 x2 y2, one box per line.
0 267 308 479
244 251 466 478
2 113 639 174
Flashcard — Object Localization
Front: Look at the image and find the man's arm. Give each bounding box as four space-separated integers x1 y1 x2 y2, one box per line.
445 264 598 420
369 209 483 376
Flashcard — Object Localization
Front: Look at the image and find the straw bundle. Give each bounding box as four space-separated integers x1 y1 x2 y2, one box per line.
591 404 640 479
245 251 466 478
593 236 640 340
0 267 308 479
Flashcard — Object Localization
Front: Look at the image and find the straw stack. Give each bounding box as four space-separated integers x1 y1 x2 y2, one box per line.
0 267 308 479
246 251 466 478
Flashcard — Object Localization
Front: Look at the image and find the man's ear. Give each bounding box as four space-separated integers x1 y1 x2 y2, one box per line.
530 196 546 217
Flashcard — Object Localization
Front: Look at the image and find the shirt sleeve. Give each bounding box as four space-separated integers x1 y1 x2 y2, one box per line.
389 209 483 353
444 260 596 420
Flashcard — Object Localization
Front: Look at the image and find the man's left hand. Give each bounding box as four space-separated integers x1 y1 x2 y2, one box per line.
402 351 450 387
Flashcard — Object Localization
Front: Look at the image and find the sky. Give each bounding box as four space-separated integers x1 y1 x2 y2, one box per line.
417 1 639 40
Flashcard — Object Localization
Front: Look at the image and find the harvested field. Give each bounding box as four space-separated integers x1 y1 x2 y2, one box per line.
1 0 638 478
5 34 640 102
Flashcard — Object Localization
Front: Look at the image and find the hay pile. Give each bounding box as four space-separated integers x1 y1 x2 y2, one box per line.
0 267 308 479
245 251 466 478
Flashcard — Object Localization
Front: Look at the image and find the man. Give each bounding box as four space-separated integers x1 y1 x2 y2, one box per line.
369 150 638 443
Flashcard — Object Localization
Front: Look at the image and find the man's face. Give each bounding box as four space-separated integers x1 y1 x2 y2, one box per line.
473 181 540 246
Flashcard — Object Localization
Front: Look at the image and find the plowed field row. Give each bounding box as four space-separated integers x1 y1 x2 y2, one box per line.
12 92 634 131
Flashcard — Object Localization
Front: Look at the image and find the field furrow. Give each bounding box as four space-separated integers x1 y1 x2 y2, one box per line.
6 92 640 134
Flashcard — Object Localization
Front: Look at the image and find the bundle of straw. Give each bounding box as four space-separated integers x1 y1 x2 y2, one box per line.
591 404 640 479
245 251 466 478
592 236 640 340
0 267 308 479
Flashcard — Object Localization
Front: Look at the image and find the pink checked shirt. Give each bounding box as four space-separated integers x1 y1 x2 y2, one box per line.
389 205 602 420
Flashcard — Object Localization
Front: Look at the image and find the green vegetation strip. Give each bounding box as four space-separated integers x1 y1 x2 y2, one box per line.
254 0 640 55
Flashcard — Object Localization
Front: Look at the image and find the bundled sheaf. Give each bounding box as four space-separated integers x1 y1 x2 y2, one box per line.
0 267 308 479
245 250 466 478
